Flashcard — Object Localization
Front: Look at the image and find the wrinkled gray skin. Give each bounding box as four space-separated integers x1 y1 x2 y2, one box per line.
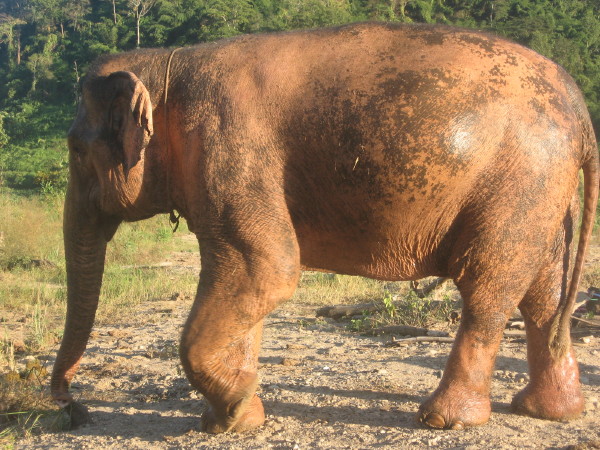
52 22 599 433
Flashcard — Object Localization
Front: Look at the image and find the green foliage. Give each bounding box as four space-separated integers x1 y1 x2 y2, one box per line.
0 102 71 191
382 290 397 318
345 288 457 333
392 291 454 328
0 0 598 191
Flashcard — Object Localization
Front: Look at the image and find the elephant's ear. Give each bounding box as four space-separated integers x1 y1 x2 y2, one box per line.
106 71 154 177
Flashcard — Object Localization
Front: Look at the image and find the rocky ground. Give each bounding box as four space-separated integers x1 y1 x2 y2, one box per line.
13 294 600 449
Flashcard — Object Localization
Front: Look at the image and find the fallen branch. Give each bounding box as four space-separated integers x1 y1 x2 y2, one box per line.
369 325 449 337
571 315 600 328
386 328 528 347
316 278 452 319
386 336 455 346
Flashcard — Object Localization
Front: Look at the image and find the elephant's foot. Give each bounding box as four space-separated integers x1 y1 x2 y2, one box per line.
60 401 91 430
512 347 584 421
201 394 265 433
511 382 583 421
417 387 491 430
52 390 73 409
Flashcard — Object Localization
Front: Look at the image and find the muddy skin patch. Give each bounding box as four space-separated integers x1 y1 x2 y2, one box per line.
455 33 500 55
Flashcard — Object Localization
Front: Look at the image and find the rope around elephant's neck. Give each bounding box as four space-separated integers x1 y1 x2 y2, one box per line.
164 47 182 232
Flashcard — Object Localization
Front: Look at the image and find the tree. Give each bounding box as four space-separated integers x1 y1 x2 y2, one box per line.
127 0 157 48
25 33 58 93
0 14 26 66
63 0 92 33
107 0 119 25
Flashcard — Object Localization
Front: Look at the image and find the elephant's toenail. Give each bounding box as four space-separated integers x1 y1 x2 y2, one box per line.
423 412 446 428
450 420 464 430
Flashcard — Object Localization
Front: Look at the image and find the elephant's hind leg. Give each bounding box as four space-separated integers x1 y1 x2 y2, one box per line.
180 215 300 433
512 212 584 420
417 279 522 429
418 210 549 429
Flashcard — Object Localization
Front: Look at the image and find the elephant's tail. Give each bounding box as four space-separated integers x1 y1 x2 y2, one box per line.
549 130 599 359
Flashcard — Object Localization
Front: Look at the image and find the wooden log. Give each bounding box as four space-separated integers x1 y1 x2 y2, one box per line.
316 302 381 319
370 325 450 337
316 297 453 319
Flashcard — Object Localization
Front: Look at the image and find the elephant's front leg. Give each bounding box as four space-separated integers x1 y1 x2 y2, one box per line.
181 313 266 433
180 226 300 433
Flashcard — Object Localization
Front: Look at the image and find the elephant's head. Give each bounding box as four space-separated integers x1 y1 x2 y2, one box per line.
67 71 160 224
51 70 164 406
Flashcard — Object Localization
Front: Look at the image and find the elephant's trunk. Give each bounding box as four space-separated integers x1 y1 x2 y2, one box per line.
51 181 108 407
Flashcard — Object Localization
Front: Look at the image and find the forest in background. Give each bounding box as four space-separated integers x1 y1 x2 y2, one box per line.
0 0 599 192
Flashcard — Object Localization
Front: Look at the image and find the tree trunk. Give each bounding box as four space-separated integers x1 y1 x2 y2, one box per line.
16 32 20 65
112 0 117 25
136 12 140 48
50 181 109 405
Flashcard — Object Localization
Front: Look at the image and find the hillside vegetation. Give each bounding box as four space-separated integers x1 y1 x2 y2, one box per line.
0 0 599 191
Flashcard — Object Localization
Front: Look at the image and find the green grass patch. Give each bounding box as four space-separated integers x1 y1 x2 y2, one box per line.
0 188 197 350
347 290 457 333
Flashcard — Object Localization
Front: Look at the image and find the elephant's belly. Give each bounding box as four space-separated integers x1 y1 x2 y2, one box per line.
296 228 449 281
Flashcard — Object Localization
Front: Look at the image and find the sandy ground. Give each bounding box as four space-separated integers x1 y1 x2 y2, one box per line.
14 302 600 449
13 239 600 449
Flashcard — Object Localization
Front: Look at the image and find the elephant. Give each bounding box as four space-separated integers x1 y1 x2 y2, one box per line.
52 22 599 432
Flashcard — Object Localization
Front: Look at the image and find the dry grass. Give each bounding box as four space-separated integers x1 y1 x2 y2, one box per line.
0 357 65 444
0 193 63 270
291 272 391 306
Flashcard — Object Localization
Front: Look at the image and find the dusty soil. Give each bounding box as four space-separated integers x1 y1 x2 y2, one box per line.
15 242 600 449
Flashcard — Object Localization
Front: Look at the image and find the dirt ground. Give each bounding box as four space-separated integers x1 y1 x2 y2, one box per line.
15 243 600 449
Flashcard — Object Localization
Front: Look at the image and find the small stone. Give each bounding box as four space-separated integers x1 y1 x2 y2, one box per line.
286 343 307 350
515 374 528 384
11 339 26 353
281 358 300 366
107 329 128 338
